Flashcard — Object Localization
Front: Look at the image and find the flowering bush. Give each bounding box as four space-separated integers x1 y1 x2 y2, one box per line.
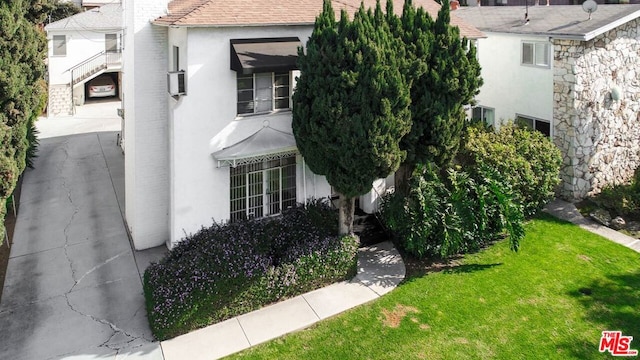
143 200 357 340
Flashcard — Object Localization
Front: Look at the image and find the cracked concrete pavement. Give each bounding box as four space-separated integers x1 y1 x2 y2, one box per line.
0 100 166 360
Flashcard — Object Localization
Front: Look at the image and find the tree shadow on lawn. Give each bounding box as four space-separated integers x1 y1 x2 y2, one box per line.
402 251 502 284
560 271 640 359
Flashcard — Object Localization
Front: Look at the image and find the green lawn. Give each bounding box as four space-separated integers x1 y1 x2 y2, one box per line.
230 214 640 359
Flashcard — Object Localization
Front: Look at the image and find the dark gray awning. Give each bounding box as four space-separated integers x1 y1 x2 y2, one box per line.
230 37 301 75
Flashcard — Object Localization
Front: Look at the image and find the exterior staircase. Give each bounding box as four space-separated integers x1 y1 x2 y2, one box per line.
69 50 122 86
49 50 122 116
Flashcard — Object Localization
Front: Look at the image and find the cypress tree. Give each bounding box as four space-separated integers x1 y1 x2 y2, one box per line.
293 0 411 235
394 0 482 188
0 0 47 242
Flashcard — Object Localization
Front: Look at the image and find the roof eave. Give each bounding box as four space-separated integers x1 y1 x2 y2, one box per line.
152 21 315 27
45 26 124 32
582 9 640 41
153 19 485 39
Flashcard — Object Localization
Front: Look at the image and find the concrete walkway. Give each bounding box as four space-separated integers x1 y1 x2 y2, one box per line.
161 241 405 360
544 198 640 253
0 101 165 360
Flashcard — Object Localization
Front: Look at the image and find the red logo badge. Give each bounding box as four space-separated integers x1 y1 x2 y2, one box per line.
599 331 638 357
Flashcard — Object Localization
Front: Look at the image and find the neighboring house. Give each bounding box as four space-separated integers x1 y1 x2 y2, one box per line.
45 3 123 116
465 0 640 7
123 0 484 250
80 0 120 10
60 0 121 10
455 4 640 200
61 0 82 7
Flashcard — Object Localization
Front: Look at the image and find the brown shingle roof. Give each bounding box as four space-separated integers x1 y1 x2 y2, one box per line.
154 0 485 39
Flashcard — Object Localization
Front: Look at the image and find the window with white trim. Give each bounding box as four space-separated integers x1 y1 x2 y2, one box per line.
53 35 66 56
230 156 297 221
516 114 551 137
237 72 290 115
522 41 550 68
105 34 118 53
472 106 495 127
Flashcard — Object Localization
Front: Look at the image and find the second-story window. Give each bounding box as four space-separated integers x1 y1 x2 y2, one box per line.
105 34 118 53
522 41 550 68
53 35 66 56
237 72 290 115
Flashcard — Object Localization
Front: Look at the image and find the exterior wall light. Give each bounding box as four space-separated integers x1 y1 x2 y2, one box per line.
611 85 622 101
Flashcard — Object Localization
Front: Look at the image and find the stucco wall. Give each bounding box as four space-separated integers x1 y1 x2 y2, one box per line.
473 32 554 127
166 25 335 247
124 0 170 249
553 18 640 200
47 29 122 85
46 29 123 116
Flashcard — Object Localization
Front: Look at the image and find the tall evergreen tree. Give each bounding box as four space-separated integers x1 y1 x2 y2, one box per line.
293 0 411 235
0 0 47 242
28 0 81 25
394 0 482 188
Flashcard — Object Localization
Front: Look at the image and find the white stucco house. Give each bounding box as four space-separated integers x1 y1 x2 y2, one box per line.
123 0 484 250
455 4 640 200
45 3 123 116
464 0 640 7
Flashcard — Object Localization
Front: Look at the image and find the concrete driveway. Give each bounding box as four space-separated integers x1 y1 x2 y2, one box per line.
0 100 166 360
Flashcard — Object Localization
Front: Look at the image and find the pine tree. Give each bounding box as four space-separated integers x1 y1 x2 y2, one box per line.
293 0 411 235
28 0 82 25
0 0 47 242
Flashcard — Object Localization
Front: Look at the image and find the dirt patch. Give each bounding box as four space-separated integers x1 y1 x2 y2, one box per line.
577 254 591 262
381 304 420 328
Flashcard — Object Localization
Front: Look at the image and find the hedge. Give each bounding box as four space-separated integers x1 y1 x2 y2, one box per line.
143 201 358 340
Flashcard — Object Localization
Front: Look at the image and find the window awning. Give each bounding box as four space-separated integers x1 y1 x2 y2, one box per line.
212 125 298 167
230 37 301 75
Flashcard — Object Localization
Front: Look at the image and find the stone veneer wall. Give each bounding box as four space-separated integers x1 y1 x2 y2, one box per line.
48 84 73 117
553 18 640 201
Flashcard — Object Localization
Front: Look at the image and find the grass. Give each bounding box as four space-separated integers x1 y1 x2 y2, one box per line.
230 214 640 359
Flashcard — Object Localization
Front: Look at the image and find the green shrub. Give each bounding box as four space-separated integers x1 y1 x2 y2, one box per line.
25 117 40 169
143 201 357 341
379 163 523 259
459 122 562 217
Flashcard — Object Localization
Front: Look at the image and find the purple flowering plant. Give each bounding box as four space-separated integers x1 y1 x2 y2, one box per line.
143 199 358 340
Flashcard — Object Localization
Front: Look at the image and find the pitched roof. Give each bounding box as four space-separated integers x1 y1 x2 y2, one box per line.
45 3 123 31
454 4 640 41
153 0 485 39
